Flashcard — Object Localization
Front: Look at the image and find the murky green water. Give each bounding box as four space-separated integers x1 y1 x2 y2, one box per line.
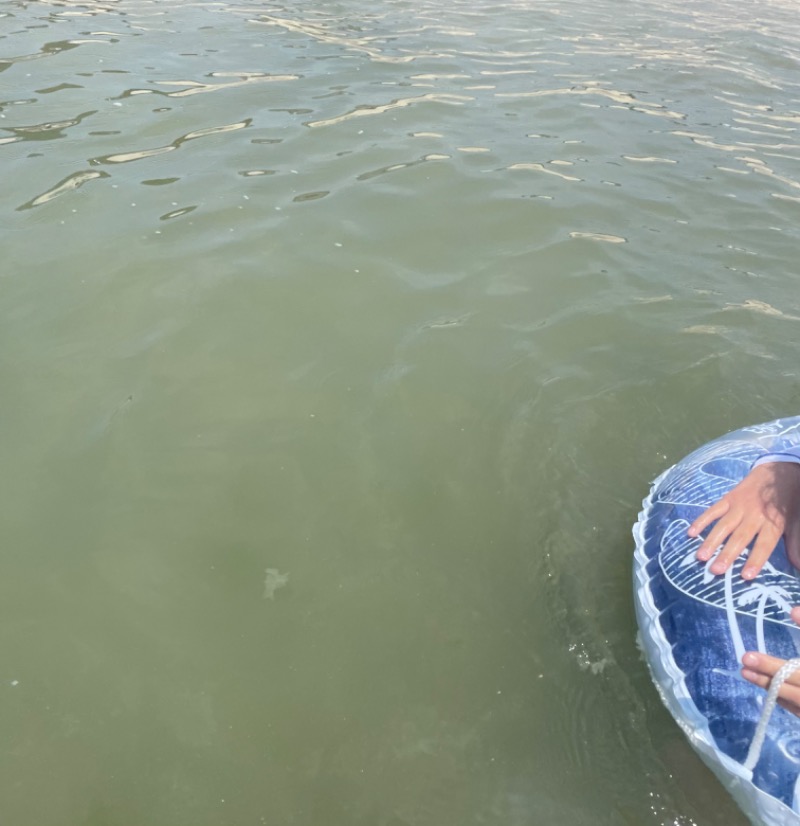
3 0 800 823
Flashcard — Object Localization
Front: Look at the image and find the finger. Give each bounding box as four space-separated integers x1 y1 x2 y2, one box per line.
776 683 800 708
792 606 800 627
696 512 743 562
742 652 800 686
777 698 800 716
741 523 783 580
710 519 763 574
742 667 770 688
742 651 784 677
689 500 730 538
742 667 800 707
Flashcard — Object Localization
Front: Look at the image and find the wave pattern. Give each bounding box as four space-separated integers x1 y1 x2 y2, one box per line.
2 0 800 222
3 2 800 826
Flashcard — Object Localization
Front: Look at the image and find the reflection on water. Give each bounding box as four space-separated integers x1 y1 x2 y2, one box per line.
2 0 800 824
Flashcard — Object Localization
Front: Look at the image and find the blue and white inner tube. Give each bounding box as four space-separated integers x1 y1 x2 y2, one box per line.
633 417 800 826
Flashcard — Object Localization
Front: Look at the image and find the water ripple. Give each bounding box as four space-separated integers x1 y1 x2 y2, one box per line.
92 119 251 164
305 93 472 128
18 169 110 210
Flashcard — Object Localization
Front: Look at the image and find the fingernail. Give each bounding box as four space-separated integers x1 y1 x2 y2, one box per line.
742 568 756 580
743 653 758 666
711 562 726 574
687 528 697 537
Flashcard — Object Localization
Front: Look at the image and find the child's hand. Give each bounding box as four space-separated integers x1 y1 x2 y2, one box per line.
688 461 800 580
742 607 800 716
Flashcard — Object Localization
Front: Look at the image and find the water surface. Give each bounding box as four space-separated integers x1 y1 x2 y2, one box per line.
3 0 800 823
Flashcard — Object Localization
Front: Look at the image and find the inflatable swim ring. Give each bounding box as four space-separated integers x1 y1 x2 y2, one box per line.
633 417 800 826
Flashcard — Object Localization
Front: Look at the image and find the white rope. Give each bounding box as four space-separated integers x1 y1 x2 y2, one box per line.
744 657 800 773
